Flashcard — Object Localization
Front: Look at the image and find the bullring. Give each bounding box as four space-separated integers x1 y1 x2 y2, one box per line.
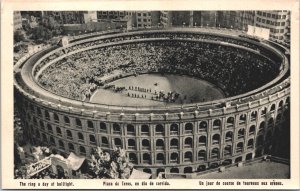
14 28 290 178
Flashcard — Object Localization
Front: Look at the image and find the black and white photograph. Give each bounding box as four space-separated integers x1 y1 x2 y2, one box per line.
12 10 291 180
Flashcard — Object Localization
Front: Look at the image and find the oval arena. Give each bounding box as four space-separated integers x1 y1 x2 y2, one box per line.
14 28 290 178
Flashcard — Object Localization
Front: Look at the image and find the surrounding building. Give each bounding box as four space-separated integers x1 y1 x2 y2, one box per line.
254 11 290 43
14 11 23 31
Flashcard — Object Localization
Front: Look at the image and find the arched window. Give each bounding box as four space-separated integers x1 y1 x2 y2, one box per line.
113 123 121 134
170 123 179 135
198 150 206 160
129 153 137 164
270 104 276 112
58 140 64 150
49 136 55 146
128 139 136 149
261 107 267 116
185 123 193 134
259 121 265 132
56 126 62 136
40 121 45 130
156 139 164 150
79 146 86 156
249 125 256 135
211 148 219 159
268 118 274 128
251 111 257 121
212 134 220 145
213 119 221 129
143 153 151 164
37 108 42 117
68 143 75 152
198 136 206 146
184 151 193 162
53 113 59 123
238 128 245 139
78 132 84 143
247 139 254 149
170 153 179 163
100 122 107 132
64 116 70 125
45 111 50 120
256 135 264 146
42 133 47 143
47 124 53 133
87 121 94 130
33 117 37 125
266 131 272 141
224 145 232 156
278 100 284 109
276 114 282 123
236 142 244 153
184 137 193 148
225 131 233 142
141 125 149 135
101 137 109 146
199 121 207 132
142 139 150 150
239 114 247 124
36 130 40 139
155 124 164 135
66 130 72 140
89 135 96 145
227 117 234 128
127 124 135 135
156 153 164 163
170 138 179 149
114 138 122 148
76 118 82 128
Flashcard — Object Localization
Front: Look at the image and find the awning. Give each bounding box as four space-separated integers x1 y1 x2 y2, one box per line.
67 152 86 171
129 169 152 179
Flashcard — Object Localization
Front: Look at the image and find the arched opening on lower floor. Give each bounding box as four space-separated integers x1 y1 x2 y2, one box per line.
197 165 206 172
209 162 219 169
235 156 243 163
255 149 262 158
184 166 193 173
222 159 232 166
246 153 253 160
156 168 165 176
170 167 179 173
129 153 137 164
143 168 152 174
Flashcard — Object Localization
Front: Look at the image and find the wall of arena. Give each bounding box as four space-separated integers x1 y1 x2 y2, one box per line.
14 28 290 178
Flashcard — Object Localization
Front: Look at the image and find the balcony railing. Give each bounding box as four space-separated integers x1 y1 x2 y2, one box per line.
101 143 109 148
128 146 136 150
142 146 150 150
170 145 178 149
156 146 164 150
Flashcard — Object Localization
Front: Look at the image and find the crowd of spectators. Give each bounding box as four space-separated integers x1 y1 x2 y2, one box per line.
38 38 280 101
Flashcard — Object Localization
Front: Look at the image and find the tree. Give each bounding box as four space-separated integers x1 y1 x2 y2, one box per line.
88 147 133 179
14 30 25 43
30 26 53 42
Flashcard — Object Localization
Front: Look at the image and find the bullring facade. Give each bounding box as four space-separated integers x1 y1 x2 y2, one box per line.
14 28 290 178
